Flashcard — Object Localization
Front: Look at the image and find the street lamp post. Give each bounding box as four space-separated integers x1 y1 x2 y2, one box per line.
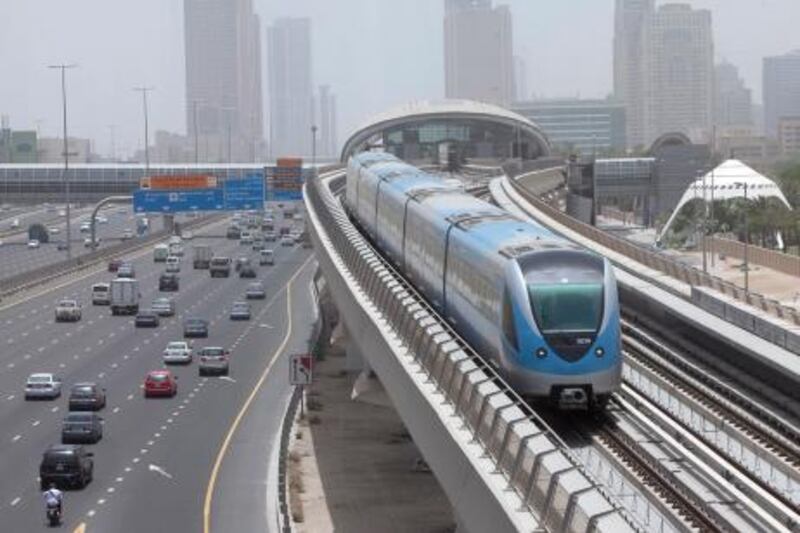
49 63 77 260
133 86 154 173
743 182 750 294
702 169 708 273
190 99 202 165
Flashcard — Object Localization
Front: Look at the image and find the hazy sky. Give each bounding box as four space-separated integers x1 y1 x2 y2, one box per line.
0 0 798 158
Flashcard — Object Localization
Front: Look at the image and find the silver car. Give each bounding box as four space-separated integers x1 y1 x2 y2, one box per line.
198 347 230 376
25 373 62 400
151 297 176 317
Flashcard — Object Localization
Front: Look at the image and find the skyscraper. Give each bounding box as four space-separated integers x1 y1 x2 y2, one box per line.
184 0 263 162
763 50 800 137
613 0 654 149
647 4 714 144
318 85 338 158
715 62 753 128
267 18 313 157
444 0 514 106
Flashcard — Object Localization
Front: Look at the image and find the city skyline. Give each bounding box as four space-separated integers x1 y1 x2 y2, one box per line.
0 1 798 159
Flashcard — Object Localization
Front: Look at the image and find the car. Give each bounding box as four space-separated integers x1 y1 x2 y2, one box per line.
68 383 107 411
239 264 257 278
55 299 82 322
252 237 264 251
264 231 277 242
229 301 251 320
11 218 20 229
116 263 135 278
151 297 176 316
259 249 274 266
91 283 111 306
135 310 160 328
96 215 108 224
121 229 134 240
39 445 94 490
61 413 103 444
245 282 266 300
79 222 91 233
24 373 62 400
281 235 294 247
210 256 232 278
240 232 253 245
144 370 177 398
165 255 181 273
198 347 230 376
159 273 180 292
108 258 123 272
183 317 209 338
48 226 61 234
226 226 242 240
27 239 41 249
234 256 250 272
163 341 193 364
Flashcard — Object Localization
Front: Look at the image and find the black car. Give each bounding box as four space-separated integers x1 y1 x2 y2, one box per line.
159 273 180 292
226 226 241 239
135 310 160 328
39 445 94 490
239 265 257 278
61 413 103 444
68 383 106 411
183 317 209 338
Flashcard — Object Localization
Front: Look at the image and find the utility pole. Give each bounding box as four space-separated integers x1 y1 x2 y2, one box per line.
49 63 77 260
133 86 154 173
743 182 750 295
311 124 318 179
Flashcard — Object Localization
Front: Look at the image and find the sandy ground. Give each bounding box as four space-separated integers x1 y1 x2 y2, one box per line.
288 339 454 533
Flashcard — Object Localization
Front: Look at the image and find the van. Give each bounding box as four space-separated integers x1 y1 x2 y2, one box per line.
259 249 274 266
91 283 110 305
154 244 169 262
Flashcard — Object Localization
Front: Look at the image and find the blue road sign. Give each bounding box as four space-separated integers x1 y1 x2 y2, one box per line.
223 175 265 210
133 189 224 213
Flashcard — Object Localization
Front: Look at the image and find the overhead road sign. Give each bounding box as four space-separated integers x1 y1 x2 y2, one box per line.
266 163 306 201
290 353 313 385
140 174 217 190
133 189 224 213
224 175 265 210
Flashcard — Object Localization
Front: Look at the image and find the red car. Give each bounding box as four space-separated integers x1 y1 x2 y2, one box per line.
108 259 123 272
143 370 177 398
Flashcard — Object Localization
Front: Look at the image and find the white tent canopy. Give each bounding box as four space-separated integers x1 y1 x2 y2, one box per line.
657 159 792 243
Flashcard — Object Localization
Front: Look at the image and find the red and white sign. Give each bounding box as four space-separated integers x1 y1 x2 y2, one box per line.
290 353 313 385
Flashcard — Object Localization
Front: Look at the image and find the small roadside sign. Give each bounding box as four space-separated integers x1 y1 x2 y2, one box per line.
290 353 313 385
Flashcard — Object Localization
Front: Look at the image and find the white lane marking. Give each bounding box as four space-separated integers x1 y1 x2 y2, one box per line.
87 509 96 517
132 457 140 464
115 477 124 483
148 464 173 479
112 407 120 414
32 420 40 427
12 435 21 442
160 425 167 431
107 487 115 494
219 376 237 384
124 466 132 473
140 449 149 455
98 373 105 379
59 363 66 368
97 498 106 505
23 353 31 359
147 440 155 446
37 347 45 352
51 407 59 412
7 395 15 401
7 363 14 369
10 497 20 506
127 394 134 401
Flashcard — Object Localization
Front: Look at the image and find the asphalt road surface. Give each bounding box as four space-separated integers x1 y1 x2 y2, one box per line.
0 224 315 532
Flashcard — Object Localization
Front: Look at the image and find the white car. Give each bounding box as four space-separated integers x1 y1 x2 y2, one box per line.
96 215 108 224
163 341 192 365
80 222 91 233
165 255 181 273
281 235 294 247
48 226 60 234
27 239 40 249
55 299 82 322
24 373 62 400
121 229 134 240
84 237 100 248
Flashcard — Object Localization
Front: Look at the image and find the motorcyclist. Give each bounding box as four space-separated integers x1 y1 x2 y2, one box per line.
43 483 63 519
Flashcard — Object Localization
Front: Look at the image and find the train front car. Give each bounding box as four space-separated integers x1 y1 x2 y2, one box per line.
502 248 621 409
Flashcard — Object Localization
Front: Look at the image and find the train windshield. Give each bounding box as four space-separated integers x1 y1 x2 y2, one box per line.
528 283 603 334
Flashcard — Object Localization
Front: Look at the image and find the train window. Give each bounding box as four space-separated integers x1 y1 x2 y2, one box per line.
529 283 603 334
502 291 518 352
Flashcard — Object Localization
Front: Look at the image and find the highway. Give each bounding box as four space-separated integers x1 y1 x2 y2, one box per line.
0 206 167 281
0 221 315 532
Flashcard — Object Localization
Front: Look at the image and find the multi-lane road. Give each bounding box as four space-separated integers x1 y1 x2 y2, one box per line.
0 206 166 281
0 219 316 532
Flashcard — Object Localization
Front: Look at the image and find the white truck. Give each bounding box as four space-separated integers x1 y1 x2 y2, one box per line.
192 245 213 269
110 278 141 316
154 244 169 262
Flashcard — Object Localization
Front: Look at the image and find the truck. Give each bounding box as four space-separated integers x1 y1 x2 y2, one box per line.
110 278 141 316
192 245 212 269
153 244 169 262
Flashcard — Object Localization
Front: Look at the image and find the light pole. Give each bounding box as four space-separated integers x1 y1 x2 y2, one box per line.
220 106 236 177
742 182 750 294
133 86 154 173
49 63 77 260
702 169 708 273
311 124 318 179
190 99 203 165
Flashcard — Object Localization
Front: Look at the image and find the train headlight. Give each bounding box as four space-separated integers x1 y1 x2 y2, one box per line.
535 347 547 359
595 347 605 358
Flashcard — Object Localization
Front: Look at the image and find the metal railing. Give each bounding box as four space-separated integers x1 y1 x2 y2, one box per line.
305 170 639 532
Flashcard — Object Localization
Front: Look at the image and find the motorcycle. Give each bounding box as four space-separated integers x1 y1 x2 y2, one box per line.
46 502 61 527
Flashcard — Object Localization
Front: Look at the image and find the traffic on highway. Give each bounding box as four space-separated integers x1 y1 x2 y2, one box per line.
0 206 314 531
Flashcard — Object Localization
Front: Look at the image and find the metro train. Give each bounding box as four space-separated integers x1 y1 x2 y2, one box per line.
345 152 621 409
